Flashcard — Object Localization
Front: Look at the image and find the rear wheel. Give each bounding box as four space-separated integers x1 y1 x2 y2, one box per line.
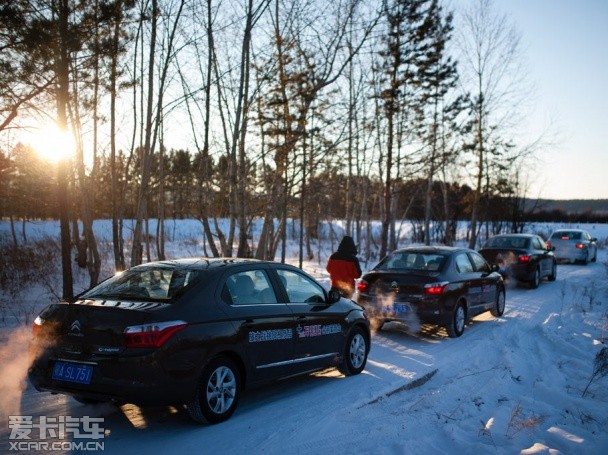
490 289 505 317
529 267 540 289
187 356 240 424
338 326 369 376
547 261 557 282
446 301 466 338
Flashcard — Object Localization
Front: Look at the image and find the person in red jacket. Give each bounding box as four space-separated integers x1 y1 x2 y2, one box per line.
326 235 362 299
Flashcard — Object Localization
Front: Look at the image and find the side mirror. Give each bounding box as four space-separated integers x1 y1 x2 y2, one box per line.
327 288 341 304
591 238 598 242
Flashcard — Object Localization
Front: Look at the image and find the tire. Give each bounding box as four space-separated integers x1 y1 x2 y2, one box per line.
338 326 369 376
591 249 597 263
547 261 557 282
446 301 466 338
187 356 240 425
529 267 540 289
490 289 505 317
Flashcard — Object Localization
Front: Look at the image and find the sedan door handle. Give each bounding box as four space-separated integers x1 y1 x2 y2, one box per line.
243 319 255 328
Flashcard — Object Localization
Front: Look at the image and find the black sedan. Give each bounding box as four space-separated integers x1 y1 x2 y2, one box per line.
356 246 505 337
478 234 557 288
28 258 370 424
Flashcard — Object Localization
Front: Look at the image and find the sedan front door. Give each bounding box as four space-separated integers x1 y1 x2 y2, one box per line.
275 269 345 371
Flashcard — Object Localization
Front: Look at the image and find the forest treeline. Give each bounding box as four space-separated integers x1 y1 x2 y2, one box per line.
0 0 554 297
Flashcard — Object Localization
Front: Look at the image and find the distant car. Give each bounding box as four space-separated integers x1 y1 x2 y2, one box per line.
478 234 557 289
547 229 598 264
356 246 505 338
28 259 370 424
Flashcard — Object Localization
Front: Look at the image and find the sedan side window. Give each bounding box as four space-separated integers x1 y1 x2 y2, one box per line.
469 252 490 273
223 270 278 305
277 269 326 303
532 237 544 250
455 253 474 274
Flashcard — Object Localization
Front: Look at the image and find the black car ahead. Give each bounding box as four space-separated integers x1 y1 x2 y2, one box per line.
478 234 557 289
28 258 370 424
356 246 505 337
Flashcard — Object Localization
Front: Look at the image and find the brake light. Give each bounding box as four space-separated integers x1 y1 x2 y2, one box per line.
518 255 531 263
357 280 369 293
561 236 569 240
575 243 585 249
546 242 551 249
32 316 44 337
424 282 449 295
123 320 187 348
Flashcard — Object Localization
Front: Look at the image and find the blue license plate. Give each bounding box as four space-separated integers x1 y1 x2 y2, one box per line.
382 303 408 315
393 304 408 314
52 361 94 384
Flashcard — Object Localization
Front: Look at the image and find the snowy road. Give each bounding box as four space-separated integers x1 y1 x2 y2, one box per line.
2 256 607 454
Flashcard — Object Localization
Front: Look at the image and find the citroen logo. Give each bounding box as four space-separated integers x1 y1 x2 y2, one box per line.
68 320 83 337
390 281 399 292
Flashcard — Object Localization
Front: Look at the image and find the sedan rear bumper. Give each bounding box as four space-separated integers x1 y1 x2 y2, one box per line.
357 296 451 327
28 351 201 406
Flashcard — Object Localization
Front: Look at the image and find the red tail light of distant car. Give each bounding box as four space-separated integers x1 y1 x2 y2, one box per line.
356 280 369 293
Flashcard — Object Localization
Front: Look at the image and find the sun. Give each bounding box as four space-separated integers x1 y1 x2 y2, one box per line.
28 123 76 163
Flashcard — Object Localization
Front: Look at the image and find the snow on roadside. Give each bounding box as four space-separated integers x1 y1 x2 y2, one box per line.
0 220 607 454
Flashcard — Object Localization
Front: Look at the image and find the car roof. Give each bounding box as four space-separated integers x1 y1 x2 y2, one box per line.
488 233 536 238
131 258 270 271
392 246 469 254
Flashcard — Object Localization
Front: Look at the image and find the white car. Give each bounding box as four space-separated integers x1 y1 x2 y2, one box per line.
547 229 598 264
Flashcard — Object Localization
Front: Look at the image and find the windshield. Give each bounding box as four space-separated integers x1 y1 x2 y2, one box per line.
375 252 446 272
81 267 202 302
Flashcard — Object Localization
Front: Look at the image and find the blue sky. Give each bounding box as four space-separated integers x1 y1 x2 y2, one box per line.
498 0 608 200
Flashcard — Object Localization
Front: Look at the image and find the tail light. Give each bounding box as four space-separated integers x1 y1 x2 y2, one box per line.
123 320 187 348
518 255 531 263
546 242 551 249
575 243 585 249
424 282 449 295
32 316 44 337
357 280 369 293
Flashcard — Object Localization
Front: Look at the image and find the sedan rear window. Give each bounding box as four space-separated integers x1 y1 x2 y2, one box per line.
483 236 530 249
551 231 581 240
81 267 202 302
376 253 445 272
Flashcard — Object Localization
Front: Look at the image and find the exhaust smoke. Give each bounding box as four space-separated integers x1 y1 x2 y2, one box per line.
369 291 421 336
0 326 33 421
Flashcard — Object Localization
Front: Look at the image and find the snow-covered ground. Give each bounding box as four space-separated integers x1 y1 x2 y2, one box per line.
1 220 607 454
